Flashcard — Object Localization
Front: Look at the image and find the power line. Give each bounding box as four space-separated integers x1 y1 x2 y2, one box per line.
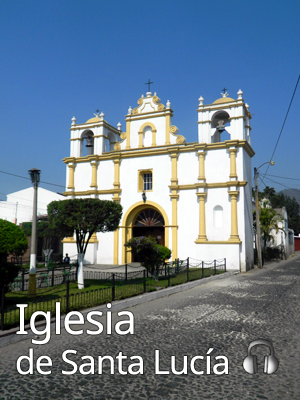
0 170 65 188
265 173 300 182
263 73 300 178
263 176 300 191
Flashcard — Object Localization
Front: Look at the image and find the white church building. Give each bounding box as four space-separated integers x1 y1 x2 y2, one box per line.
62 89 254 271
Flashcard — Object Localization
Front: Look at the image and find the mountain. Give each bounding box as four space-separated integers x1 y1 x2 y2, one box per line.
280 189 300 206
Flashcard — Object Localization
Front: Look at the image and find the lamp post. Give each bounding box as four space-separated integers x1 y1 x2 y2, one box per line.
28 168 41 297
254 161 274 268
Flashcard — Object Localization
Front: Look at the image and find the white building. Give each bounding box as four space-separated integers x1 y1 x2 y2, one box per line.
273 207 294 258
63 89 254 271
0 187 65 224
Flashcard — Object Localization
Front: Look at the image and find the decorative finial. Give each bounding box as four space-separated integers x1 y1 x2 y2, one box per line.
221 88 228 98
198 96 204 106
166 100 171 109
128 106 132 115
245 103 249 109
141 94 144 98
100 112 105 120
237 89 243 100
71 116 76 125
154 92 157 96
94 109 101 118
117 122 122 131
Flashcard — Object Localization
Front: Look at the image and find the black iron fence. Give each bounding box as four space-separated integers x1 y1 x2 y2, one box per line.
1 258 226 331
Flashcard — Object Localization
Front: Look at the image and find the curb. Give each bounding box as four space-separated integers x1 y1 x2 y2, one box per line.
0 270 238 348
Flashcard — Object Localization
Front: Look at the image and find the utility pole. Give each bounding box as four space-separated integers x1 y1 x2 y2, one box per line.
255 167 263 268
254 161 275 269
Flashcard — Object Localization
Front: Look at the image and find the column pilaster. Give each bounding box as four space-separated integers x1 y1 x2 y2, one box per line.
195 193 207 242
228 190 240 241
67 164 75 189
229 148 237 179
90 161 98 188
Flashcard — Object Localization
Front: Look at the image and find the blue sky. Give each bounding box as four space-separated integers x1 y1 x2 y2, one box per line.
0 0 299 200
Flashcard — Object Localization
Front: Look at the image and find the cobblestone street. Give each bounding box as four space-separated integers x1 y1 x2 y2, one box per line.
0 256 300 400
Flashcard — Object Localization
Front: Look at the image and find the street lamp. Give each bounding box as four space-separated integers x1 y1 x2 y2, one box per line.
28 168 41 297
142 192 146 203
254 161 274 268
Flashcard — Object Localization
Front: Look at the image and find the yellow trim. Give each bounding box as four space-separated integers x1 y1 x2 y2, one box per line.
197 101 244 112
138 122 157 147
89 232 99 243
114 229 119 264
70 138 84 141
165 114 171 145
228 148 237 179
63 189 121 196
67 164 75 189
198 151 206 181
62 236 76 243
229 116 246 121
138 169 153 192
228 190 240 241
113 159 121 202
121 201 170 264
169 181 247 191
195 240 241 244
197 120 212 125
196 193 207 241
126 120 131 149
90 161 98 188
64 139 254 163
125 110 173 121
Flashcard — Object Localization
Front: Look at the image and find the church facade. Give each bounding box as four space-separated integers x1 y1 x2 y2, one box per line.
62 89 254 271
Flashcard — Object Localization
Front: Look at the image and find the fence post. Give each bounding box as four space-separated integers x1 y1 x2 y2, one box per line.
168 264 170 287
125 264 128 281
112 273 115 301
66 279 70 314
22 268 25 291
1 288 5 331
214 260 216 275
143 269 146 293
224 258 226 272
187 257 189 282
164 263 167 277
202 261 204 278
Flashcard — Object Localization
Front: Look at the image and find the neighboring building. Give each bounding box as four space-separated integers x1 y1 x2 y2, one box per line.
62 89 254 271
0 187 65 225
272 207 295 258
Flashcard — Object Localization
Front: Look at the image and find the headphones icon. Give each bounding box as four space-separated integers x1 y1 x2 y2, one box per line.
243 339 279 374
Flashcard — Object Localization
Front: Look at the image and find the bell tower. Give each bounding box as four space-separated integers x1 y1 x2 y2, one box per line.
197 89 251 144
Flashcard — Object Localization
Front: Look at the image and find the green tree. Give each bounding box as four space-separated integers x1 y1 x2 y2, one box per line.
260 187 300 234
48 199 123 289
0 219 28 262
256 201 282 249
125 236 171 275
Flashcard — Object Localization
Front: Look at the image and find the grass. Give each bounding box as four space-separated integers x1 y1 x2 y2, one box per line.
2 267 225 330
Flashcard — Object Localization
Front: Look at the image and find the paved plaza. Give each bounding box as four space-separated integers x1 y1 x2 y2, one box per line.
0 255 300 399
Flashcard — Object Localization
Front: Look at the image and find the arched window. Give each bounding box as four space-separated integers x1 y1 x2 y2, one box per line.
211 111 230 143
134 209 164 227
213 205 223 228
81 130 94 156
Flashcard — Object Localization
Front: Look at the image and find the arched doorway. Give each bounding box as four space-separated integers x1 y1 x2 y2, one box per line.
133 208 165 246
121 201 169 264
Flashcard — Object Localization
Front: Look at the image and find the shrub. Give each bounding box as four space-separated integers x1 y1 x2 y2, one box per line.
125 236 171 275
0 262 21 292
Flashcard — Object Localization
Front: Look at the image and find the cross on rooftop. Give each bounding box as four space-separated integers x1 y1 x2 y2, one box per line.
145 79 153 92
222 88 227 94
